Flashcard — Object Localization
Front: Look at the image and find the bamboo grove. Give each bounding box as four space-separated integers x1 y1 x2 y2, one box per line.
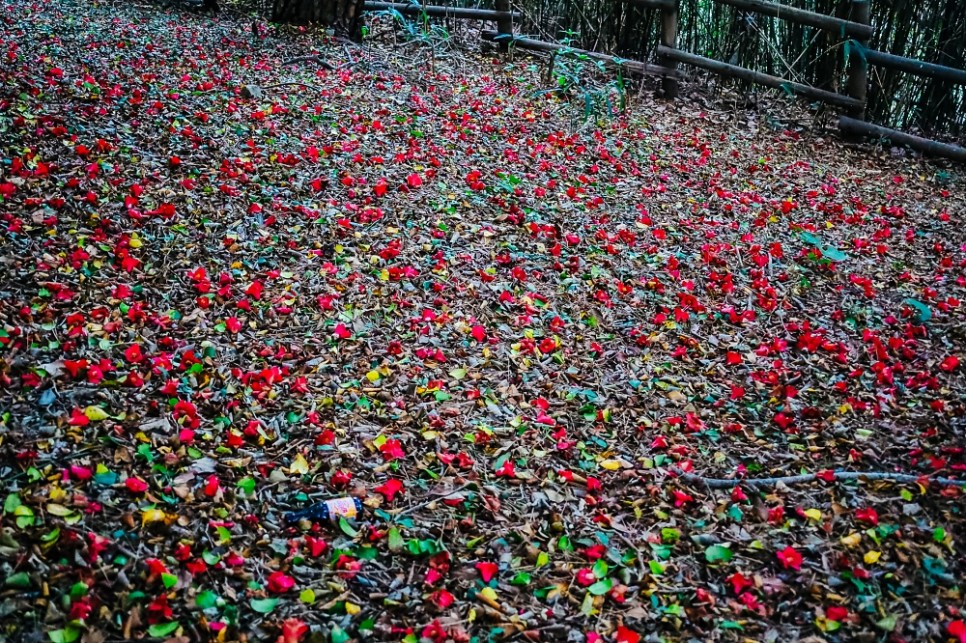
508 0 965 143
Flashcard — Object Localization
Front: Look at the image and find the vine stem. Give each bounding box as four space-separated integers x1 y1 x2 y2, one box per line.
668 467 965 489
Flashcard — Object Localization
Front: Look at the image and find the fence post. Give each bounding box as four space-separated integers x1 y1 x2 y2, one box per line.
846 0 870 119
659 0 679 98
495 0 513 52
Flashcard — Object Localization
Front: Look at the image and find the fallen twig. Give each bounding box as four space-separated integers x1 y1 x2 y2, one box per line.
669 467 965 489
280 54 336 69
260 81 325 91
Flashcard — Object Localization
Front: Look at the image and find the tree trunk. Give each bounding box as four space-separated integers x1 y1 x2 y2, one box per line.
271 0 363 39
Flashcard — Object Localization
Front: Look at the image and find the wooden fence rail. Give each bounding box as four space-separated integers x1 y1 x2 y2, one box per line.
656 44 864 109
362 2 520 21
839 117 966 162
863 49 966 85
716 0 872 38
482 30 680 76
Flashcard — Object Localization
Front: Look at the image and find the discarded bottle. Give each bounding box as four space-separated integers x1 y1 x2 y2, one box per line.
284 496 362 524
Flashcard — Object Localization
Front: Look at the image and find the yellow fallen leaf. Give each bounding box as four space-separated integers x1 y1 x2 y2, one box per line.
289 453 309 475
141 509 170 526
46 503 73 517
864 550 881 565
599 459 622 471
478 586 500 609
84 406 109 421
344 601 361 615
366 370 381 383
804 508 823 522
128 234 142 249
840 532 862 547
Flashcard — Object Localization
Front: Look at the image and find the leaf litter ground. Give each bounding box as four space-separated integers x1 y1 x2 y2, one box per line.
1 1 966 642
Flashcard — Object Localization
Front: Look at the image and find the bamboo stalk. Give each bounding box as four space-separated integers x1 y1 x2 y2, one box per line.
494 0 514 52
619 0 677 9
659 0 680 97
656 45 865 109
846 0 870 119
838 116 966 162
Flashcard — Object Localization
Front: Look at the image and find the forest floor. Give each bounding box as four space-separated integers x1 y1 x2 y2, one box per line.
2 1 966 642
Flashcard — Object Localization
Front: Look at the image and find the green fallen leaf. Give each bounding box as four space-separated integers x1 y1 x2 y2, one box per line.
48 627 81 643
339 516 359 538
14 505 34 529
511 571 531 586
876 614 898 631
903 298 931 322
250 597 279 614
196 590 218 609
5 572 31 588
147 622 180 637
388 527 405 552
237 476 256 496
705 544 734 563
331 624 350 643
587 577 613 595
4 493 22 513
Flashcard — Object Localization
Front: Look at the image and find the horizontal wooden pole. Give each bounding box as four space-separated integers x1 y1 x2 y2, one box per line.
864 49 966 85
482 31 681 77
656 45 864 109
838 116 966 163
363 2 521 20
716 0 873 39
618 0 677 10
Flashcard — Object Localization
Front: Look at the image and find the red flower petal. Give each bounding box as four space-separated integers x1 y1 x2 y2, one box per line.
948 620 966 643
267 571 296 593
615 626 641 643
68 408 90 426
125 477 148 494
777 546 803 570
375 478 404 502
277 618 308 643
428 589 455 609
475 561 498 582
